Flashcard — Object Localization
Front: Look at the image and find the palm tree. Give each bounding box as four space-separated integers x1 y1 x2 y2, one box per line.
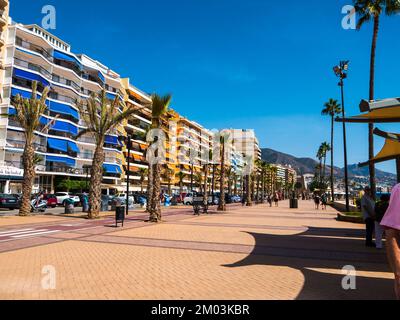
194 172 203 192
176 171 186 199
322 99 342 201
148 94 172 222
321 142 331 186
217 132 230 211
354 0 400 198
259 161 270 202
316 146 324 184
202 162 209 207
163 166 174 195
77 90 136 219
139 168 148 194
12 81 49 216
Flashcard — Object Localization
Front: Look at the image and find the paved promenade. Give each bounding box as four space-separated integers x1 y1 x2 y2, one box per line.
0 200 395 300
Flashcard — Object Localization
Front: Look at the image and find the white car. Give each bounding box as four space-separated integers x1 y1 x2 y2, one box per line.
55 192 80 206
112 193 135 206
183 193 194 205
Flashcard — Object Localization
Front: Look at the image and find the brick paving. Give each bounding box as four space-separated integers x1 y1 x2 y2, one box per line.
0 200 395 300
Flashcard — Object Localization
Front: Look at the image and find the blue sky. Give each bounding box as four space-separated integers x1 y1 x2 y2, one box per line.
10 0 400 173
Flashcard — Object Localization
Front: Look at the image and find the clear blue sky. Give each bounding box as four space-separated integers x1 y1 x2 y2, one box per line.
10 0 400 173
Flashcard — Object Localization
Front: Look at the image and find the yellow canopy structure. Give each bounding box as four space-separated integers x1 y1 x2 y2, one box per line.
359 138 400 167
337 105 400 123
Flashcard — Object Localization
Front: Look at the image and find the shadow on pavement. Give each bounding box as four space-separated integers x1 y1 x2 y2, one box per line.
224 227 394 300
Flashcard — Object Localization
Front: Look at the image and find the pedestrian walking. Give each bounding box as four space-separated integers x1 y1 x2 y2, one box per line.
375 194 390 250
361 186 376 248
321 193 327 210
267 194 272 207
314 194 320 210
273 192 279 207
380 183 400 300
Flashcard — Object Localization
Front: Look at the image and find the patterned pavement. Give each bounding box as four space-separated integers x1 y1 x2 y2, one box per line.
0 201 395 300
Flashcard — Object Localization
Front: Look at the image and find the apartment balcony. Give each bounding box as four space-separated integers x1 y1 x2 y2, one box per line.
0 10 6 28
16 37 53 61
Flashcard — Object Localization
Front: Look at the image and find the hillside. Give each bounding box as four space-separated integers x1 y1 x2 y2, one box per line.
261 148 396 181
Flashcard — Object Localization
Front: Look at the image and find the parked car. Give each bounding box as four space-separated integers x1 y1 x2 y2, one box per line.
0 194 21 210
231 195 242 203
43 194 57 208
112 193 135 206
183 192 194 205
134 195 147 206
54 192 80 206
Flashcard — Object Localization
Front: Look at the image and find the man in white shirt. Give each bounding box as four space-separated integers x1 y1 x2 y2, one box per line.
361 186 376 247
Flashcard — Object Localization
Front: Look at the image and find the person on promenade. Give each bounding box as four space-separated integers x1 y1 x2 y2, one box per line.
375 194 390 250
380 184 400 300
273 192 279 207
314 194 320 210
361 186 376 247
321 193 327 210
267 194 272 207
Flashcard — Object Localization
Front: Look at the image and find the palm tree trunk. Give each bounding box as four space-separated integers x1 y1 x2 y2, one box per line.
146 165 153 212
218 142 226 211
88 140 105 219
203 165 208 207
246 174 252 206
330 115 335 202
19 142 35 216
150 162 161 222
368 15 379 200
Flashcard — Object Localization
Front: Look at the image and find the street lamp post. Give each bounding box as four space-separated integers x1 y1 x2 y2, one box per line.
333 60 350 212
119 135 132 216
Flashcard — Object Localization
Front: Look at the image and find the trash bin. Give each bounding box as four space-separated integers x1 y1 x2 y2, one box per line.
101 195 109 212
290 198 298 209
82 194 89 212
115 205 125 227
64 198 75 214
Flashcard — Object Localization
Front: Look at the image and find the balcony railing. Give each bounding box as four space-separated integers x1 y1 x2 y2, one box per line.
16 37 53 61
6 139 47 153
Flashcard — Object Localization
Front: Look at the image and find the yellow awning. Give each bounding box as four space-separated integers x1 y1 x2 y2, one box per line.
337 106 400 123
359 136 400 166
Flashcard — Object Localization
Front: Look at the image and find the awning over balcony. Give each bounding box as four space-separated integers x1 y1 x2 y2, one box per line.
13 68 50 87
105 135 121 146
47 138 67 152
11 87 39 99
46 155 76 167
67 141 80 153
53 50 82 68
47 100 79 120
103 164 122 174
41 117 79 135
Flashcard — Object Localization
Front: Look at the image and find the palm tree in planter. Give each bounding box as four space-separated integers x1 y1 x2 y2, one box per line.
176 171 186 200
322 99 341 202
76 90 137 219
139 168 148 194
194 172 203 193
11 81 49 216
163 166 175 195
354 0 400 198
217 131 231 211
148 94 172 222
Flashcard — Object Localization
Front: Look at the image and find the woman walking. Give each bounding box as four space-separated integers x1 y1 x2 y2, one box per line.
380 184 400 299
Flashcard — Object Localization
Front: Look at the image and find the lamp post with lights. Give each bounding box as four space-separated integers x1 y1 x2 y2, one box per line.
333 60 350 212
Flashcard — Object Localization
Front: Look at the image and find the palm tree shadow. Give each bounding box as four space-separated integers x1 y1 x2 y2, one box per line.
224 227 394 300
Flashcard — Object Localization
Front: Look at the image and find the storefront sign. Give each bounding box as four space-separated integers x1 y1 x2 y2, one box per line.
0 166 24 177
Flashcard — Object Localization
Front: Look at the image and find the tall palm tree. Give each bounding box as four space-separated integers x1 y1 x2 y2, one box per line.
139 168 148 194
321 142 331 186
77 90 136 219
12 81 49 216
322 99 342 201
259 161 270 202
217 132 230 211
354 0 400 198
148 94 172 222
202 162 209 207
176 171 186 199
316 146 324 185
163 166 174 195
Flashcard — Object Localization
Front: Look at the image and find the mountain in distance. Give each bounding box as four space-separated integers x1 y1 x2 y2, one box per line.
261 148 396 182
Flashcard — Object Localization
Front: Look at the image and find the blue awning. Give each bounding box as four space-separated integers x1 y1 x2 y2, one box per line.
98 71 105 83
106 92 117 101
11 87 38 99
50 120 78 135
103 164 122 174
39 117 48 125
8 108 16 115
47 138 68 152
46 155 75 167
47 100 79 120
67 141 80 153
13 68 50 87
53 50 82 68
105 135 120 146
